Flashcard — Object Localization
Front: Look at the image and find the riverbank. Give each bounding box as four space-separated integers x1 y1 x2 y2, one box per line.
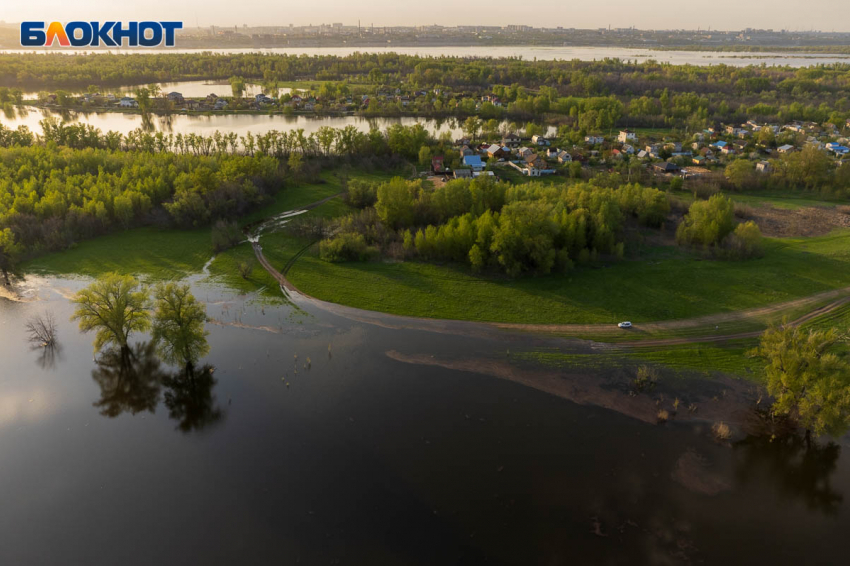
18 169 850 380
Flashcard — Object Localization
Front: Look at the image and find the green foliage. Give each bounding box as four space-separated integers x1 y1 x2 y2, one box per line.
752 322 850 438
326 179 668 276
676 194 735 247
375 178 424 229
211 220 243 253
0 143 282 259
0 227 22 284
724 221 764 259
725 159 756 190
319 232 373 262
151 283 210 366
346 179 379 208
71 273 151 353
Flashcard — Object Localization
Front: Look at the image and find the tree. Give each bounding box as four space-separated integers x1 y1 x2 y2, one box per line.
0 228 22 285
287 152 303 177
72 273 151 353
725 159 756 190
676 194 735 247
418 145 432 168
752 322 850 440
230 76 246 99
152 283 209 367
375 178 421 229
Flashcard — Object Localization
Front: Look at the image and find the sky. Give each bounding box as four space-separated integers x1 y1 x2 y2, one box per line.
4 0 850 32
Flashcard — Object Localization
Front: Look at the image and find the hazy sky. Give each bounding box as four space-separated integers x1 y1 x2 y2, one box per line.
5 0 850 32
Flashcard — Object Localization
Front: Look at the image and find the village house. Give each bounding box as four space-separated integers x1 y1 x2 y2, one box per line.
622 144 635 155
431 156 446 174
756 161 772 173
585 135 605 145
462 155 485 172
654 162 680 173
167 92 184 104
618 130 637 143
118 97 137 108
486 145 510 159
501 132 521 148
777 144 795 154
453 169 473 179
459 145 474 158
517 147 534 159
531 134 551 147
557 150 573 164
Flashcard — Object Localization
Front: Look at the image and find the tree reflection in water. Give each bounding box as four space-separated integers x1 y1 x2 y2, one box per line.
33 341 63 371
91 342 224 433
162 364 225 434
733 433 843 515
91 342 166 418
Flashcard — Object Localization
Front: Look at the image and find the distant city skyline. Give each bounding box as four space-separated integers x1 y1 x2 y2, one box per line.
4 0 850 33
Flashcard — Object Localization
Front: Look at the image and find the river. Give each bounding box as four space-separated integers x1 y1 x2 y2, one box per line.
0 106 551 139
5 45 850 67
1 243 849 563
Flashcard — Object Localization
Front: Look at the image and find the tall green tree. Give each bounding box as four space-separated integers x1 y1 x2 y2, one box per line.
151 283 209 367
72 273 151 354
752 322 850 440
0 228 22 285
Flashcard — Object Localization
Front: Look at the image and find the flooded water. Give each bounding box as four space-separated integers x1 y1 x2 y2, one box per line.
5 45 850 67
0 106 531 139
21 80 292 100
1 263 849 564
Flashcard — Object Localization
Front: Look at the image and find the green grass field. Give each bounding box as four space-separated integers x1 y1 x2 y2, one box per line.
24 227 212 281
23 169 394 283
283 227 850 325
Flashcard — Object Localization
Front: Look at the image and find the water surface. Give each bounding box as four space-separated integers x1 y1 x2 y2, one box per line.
1 271 848 564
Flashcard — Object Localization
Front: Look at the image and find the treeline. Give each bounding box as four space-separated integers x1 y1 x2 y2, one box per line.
9 52 850 132
0 144 281 260
319 177 669 276
0 118 446 162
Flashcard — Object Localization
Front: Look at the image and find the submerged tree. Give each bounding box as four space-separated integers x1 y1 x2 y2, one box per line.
151 283 210 367
26 310 57 347
752 322 850 440
71 273 151 354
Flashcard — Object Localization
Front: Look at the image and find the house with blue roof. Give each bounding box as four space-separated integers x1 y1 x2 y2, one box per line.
462 155 485 172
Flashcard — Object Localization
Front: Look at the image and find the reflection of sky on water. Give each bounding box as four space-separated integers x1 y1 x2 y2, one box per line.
1 271 849 564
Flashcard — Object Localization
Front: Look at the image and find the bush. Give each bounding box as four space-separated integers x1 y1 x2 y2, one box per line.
346 179 379 208
319 232 374 262
238 259 254 279
211 219 242 253
722 220 764 259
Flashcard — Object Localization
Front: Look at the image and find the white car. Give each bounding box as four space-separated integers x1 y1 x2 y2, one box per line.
617 321 632 329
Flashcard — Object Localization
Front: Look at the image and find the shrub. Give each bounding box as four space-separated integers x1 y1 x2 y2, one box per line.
346 179 379 208
722 220 764 259
633 365 658 392
211 219 242 253
319 232 373 262
238 259 254 279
